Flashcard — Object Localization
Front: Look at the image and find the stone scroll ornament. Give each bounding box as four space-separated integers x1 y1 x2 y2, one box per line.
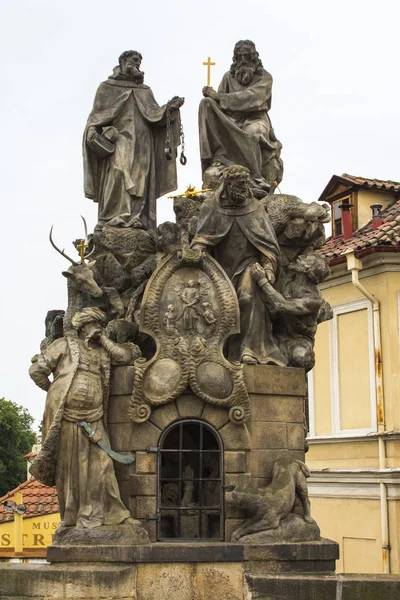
129 248 251 425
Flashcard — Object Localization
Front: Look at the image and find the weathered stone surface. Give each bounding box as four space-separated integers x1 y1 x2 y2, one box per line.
287 422 305 450
176 394 205 418
108 422 134 452
113 453 136 481
118 480 133 509
243 365 305 396
47 539 338 565
240 514 320 544
224 451 247 473
108 394 131 423
250 395 304 423
131 474 156 496
225 519 244 541
194 563 244 600
110 366 136 396
135 496 157 519
53 519 149 547
131 421 161 451
137 563 193 600
136 451 157 474
149 401 179 430
219 422 251 450
250 450 304 478
0 563 138 599
202 403 230 430
225 472 252 488
247 573 337 599
250 422 287 450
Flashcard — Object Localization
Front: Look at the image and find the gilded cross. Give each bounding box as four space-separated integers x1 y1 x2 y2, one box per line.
76 239 88 263
203 56 216 87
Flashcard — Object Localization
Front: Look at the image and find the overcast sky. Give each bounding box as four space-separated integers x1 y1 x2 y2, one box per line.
1 0 399 427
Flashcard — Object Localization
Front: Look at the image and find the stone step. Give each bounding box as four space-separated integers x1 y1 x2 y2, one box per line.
247 572 400 600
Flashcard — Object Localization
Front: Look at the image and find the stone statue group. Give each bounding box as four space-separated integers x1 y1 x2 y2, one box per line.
29 40 330 545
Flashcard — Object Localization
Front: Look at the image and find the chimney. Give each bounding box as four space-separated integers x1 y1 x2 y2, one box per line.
370 204 383 230
339 202 353 240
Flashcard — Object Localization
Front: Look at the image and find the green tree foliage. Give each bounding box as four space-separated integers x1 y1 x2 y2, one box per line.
0 399 36 497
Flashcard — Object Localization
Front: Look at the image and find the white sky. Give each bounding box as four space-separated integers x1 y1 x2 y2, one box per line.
1 0 399 427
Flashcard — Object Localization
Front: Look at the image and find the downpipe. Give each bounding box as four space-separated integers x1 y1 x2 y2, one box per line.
343 249 390 574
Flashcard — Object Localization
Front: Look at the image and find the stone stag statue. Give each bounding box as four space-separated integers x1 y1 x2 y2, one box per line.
83 50 185 233
29 307 148 544
199 40 283 196
191 165 287 366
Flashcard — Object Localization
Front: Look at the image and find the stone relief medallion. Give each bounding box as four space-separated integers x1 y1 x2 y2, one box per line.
129 249 251 425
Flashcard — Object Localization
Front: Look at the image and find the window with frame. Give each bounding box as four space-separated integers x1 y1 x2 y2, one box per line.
157 419 224 541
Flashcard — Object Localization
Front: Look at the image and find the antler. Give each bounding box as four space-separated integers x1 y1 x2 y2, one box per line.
81 215 88 242
49 226 78 266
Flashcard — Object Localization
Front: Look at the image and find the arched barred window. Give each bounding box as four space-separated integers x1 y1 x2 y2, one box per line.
157 419 224 541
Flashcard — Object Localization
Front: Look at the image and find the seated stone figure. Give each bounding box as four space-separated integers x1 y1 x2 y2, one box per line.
192 165 287 366
199 40 283 196
29 307 148 544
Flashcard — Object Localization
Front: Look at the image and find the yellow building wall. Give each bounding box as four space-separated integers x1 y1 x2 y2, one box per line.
0 513 60 551
311 269 400 442
309 263 400 574
356 190 395 230
310 496 382 573
337 308 372 431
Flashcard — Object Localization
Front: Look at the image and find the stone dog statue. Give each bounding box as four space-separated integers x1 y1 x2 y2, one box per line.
226 457 315 542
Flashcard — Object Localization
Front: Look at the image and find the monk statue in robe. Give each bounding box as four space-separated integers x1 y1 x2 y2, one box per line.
199 40 283 196
29 307 148 541
83 50 184 233
191 165 287 366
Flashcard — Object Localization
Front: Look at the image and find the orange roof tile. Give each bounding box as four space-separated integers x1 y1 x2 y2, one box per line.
0 477 59 523
318 173 400 203
319 197 400 263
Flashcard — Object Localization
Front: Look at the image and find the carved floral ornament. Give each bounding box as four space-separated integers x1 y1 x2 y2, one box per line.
129 248 251 425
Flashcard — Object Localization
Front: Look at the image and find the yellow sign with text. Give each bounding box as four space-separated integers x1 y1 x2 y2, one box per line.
0 513 60 550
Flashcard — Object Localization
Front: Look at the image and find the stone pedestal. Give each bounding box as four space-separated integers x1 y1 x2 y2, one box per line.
107 364 307 541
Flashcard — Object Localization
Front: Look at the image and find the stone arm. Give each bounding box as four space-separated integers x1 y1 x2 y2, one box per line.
29 340 64 391
100 334 141 366
218 72 272 113
251 264 320 315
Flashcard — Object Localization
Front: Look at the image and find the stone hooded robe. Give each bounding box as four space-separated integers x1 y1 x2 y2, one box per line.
83 74 181 232
192 192 287 366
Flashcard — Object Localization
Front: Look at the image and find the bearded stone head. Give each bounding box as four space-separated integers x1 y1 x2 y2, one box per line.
118 50 145 83
220 165 252 205
230 40 263 86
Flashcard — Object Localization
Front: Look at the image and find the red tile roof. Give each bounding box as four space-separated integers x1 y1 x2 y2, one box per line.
319 197 400 263
318 173 400 203
0 477 59 523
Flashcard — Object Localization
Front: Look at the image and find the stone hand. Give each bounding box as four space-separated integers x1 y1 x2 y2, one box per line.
86 126 97 144
202 86 220 101
169 96 185 109
251 263 268 284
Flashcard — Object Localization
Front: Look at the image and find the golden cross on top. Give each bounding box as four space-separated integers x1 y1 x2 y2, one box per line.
76 239 88 263
203 56 215 86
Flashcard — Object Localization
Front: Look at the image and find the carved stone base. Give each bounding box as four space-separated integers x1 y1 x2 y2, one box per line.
239 514 320 544
53 518 150 546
